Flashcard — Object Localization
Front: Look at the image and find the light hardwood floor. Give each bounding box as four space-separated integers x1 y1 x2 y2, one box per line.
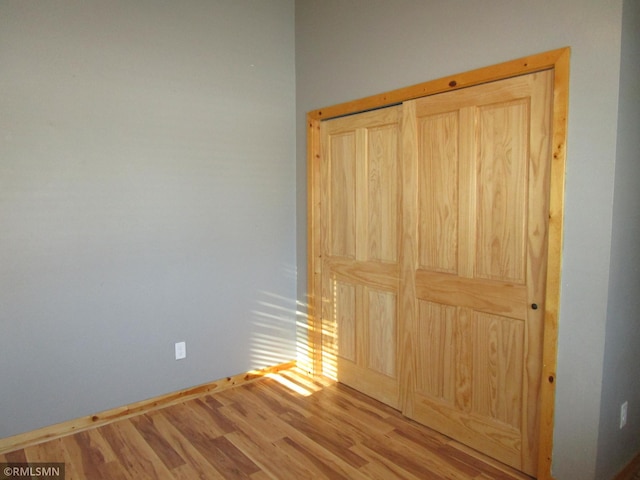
0 369 534 479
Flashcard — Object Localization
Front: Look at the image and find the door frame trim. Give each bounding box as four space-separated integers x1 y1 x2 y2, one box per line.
306 47 570 480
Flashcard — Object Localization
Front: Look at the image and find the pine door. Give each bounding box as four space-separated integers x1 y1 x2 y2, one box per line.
400 70 553 476
319 106 402 409
317 70 554 476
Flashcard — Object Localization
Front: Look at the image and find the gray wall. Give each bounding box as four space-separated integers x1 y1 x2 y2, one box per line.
295 1 625 479
597 0 640 478
0 0 296 439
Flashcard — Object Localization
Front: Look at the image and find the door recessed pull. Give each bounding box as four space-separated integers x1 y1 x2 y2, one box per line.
531 303 538 310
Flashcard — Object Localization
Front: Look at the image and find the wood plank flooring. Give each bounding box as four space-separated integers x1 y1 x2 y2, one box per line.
0 369 534 479
616 453 640 480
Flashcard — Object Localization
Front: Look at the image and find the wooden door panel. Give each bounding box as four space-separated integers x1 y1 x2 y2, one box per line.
414 302 526 423
366 288 396 377
336 357 399 409
413 302 525 468
415 301 457 404
367 124 400 263
405 70 553 476
476 99 529 283
328 132 356 258
334 279 356 363
328 276 399 408
472 311 525 429
417 111 459 274
320 107 401 410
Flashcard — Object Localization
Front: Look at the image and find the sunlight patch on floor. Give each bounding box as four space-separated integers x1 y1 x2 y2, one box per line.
265 372 315 396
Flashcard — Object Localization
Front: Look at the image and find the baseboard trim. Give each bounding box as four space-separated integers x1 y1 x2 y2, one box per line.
0 360 296 454
615 450 640 480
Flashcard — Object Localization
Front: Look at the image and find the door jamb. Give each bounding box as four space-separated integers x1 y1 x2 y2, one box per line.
306 47 570 480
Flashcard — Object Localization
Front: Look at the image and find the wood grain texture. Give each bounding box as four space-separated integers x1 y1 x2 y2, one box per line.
472 312 524 430
367 123 400 263
367 289 396 377
335 280 356 362
406 70 553 476
399 99 419 420
476 99 528 283
0 362 295 455
320 107 401 409
308 48 570 121
326 259 399 291
536 47 570 480
328 130 357 258
307 116 323 376
521 69 554 476
415 269 528 319
0 369 533 480
416 301 456 403
418 110 459 274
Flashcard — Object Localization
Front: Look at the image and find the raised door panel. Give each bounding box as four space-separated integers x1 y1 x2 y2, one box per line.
475 99 528 283
328 132 356 258
417 111 459 274
415 301 457 404
367 124 399 263
334 280 356 363
472 311 525 430
367 289 396 377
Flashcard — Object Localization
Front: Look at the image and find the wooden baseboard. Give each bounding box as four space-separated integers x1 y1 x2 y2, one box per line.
0 360 296 455
615 450 640 480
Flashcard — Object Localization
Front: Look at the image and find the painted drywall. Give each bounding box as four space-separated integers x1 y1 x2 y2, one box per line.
295 1 623 479
0 0 296 439
596 0 640 478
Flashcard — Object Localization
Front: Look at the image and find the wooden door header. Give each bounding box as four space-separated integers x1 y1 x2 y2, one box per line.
308 47 570 122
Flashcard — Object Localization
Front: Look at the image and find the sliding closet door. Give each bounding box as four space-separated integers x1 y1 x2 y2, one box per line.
319 106 402 408
401 70 553 475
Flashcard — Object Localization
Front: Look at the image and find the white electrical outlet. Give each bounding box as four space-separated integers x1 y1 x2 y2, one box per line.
175 341 186 360
620 401 628 429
